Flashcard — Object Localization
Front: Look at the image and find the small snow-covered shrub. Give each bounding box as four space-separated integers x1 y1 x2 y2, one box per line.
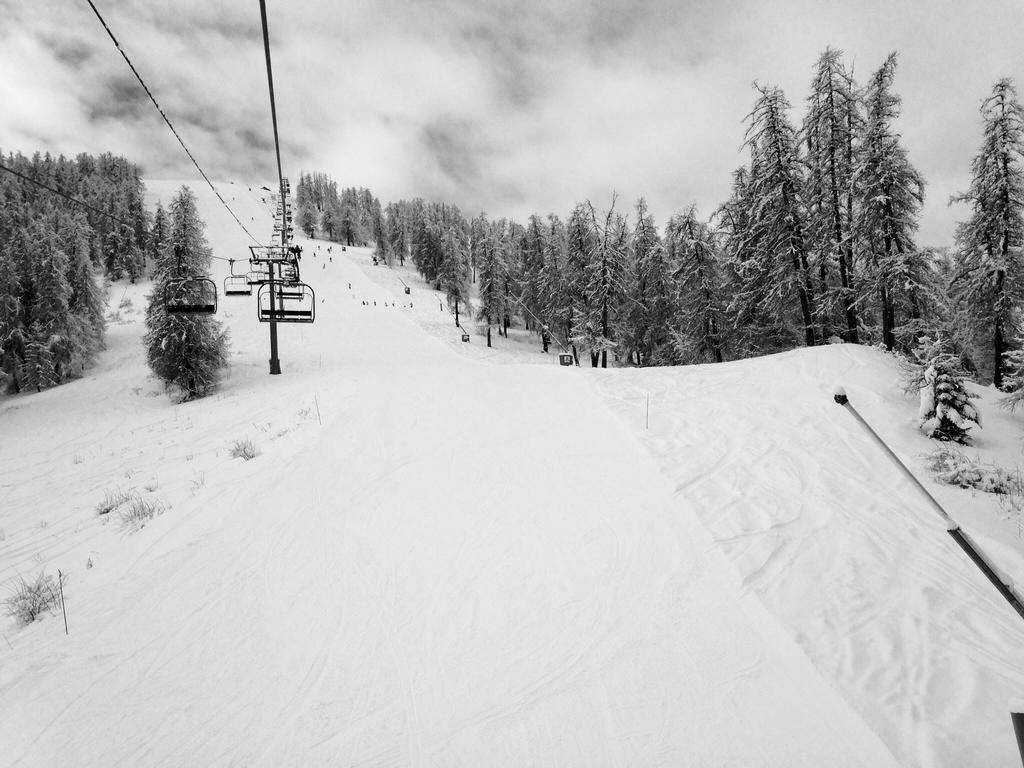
230 439 259 461
4 571 59 625
1001 349 1024 409
907 336 980 443
119 497 165 530
97 487 135 516
923 446 1021 494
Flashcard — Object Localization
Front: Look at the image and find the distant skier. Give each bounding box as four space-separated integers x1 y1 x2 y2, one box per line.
541 325 551 353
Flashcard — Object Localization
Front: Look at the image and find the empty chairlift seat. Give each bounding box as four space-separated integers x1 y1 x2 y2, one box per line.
165 277 218 315
257 282 315 323
224 275 252 296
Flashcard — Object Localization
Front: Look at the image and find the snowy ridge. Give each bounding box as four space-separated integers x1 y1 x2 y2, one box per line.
0 181 1019 766
594 345 1024 768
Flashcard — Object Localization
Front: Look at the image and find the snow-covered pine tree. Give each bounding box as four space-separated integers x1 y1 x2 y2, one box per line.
576 199 627 368
20 321 58 392
740 84 818 347
476 216 510 346
563 203 595 363
144 186 229 400
667 206 726 364
384 202 407 266
28 216 72 379
619 199 673 366
855 53 925 351
911 336 980 443
1001 347 1024 410
950 78 1024 389
60 209 106 375
0 240 24 392
803 48 861 342
147 202 169 275
519 215 546 332
438 222 471 327
538 214 568 344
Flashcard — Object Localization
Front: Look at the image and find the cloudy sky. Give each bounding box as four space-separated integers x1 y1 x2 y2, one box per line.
2 0 1023 246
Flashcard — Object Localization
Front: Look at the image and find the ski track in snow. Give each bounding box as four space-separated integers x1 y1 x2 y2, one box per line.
0 181 1016 766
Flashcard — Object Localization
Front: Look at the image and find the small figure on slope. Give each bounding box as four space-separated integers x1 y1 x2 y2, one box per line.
912 336 980 443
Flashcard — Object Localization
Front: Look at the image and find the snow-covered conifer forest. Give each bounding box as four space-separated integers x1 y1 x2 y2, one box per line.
4 11 1024 766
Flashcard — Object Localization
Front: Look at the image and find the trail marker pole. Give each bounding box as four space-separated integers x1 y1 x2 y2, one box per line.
57 570 68 635
646 393 650 430
314 394 322 426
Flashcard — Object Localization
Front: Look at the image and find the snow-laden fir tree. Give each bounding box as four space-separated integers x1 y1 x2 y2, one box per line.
1001 348 1024 410
737 84 818 347
803 48 861 342
911 336 980 443
438 223 471 327
61 209 107 375
667 206 726 364
950 78 1024 389
575 199 628 368
144 187 229 400
0 241 21 392
856 53 925 351
146 202 169 273
564 203 596 363
26 216 71 385
518 215 546 332
476 216 511 346
619 199 675 366
538 214 569 344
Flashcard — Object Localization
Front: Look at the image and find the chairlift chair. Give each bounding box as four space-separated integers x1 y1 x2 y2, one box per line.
224 275 252 296
223 259 252 296
165 277 218 315
246 267 270 286
257 282 315 323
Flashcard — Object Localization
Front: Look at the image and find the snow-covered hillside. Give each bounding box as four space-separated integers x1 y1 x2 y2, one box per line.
1 181 1022 767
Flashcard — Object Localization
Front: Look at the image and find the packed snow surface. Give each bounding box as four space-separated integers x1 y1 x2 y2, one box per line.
2 182 1023 767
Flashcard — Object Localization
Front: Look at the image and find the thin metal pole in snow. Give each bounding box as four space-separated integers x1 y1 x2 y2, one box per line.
57 569 68 636
833 388 1024 623
646 393 650 430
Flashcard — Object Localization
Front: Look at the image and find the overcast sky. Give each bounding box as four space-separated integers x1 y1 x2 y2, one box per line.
3 0 1024 246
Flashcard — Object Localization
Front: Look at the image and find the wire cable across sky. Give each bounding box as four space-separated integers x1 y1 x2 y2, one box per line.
82 0 261 245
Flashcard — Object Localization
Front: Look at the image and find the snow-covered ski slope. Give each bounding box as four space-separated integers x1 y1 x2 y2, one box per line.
0 181 1021 767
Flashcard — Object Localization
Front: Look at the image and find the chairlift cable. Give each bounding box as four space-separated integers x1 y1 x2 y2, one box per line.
258 0 286 208
82 0 260 245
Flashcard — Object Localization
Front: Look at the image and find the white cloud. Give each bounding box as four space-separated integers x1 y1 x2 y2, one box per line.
3 0 1024 244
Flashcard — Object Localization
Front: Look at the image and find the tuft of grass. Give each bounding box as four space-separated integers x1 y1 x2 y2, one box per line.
119 497 165 531
230 438 259 461
97 487 135 516
119 296 133 310
4 571 60 626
